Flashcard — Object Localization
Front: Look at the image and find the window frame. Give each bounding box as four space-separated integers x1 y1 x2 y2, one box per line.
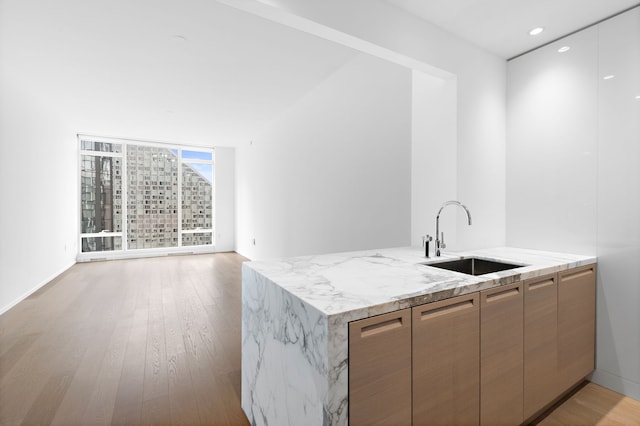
77 134 215 261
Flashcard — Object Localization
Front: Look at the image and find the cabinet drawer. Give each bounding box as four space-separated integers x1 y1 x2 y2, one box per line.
413 293 480 425
481 282 524 426
524 273 558 419
349 309 412 426
558 264 596 390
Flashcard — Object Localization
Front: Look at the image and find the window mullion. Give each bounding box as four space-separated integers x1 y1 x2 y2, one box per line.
215 151 217 246
79 150 122 159
177 148 183 247
122 144 128 252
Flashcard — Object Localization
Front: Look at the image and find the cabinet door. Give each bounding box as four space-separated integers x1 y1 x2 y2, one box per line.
558 264 596 391
524 273 558 420
349 308 412 426
413 293 480 426
480 282 523 426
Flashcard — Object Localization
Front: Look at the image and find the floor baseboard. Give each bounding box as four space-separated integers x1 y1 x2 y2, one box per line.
0 261 76 316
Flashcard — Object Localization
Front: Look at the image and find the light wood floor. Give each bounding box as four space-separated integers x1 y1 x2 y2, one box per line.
0 253 250 425
535 382 640 426
2 253 639 425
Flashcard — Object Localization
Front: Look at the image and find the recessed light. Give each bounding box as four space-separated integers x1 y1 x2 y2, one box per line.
603 75 615 80
635 95 640 100
529 27 544 36
557 46 571 53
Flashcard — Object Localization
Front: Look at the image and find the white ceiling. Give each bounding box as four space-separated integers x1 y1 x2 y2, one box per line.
3 0 358 145
6 0 639 146
386 0 640 58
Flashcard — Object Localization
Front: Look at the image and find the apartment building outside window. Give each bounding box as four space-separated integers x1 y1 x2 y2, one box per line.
79 136 214 259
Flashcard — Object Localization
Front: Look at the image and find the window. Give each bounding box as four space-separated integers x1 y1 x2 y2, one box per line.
79 136 214 258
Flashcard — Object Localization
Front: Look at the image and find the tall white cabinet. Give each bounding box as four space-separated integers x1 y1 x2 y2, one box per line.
594 9 640 398
507 7 640 400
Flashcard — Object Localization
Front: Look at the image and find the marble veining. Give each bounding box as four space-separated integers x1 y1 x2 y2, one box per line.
241 246 596 425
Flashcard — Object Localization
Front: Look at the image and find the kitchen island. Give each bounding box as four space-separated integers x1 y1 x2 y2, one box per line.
241 247 596 425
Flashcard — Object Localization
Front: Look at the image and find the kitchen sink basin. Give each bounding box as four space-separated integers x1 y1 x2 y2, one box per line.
424 257 525 276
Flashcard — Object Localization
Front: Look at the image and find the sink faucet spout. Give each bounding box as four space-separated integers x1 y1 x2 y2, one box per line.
435 200 472 256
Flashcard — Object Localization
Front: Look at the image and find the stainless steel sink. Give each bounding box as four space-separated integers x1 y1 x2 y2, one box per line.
424 257 525 276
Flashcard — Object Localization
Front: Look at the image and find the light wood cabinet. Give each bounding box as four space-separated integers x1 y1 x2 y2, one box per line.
524 273 558 420
348 264 595 426
480 282 523 426
557 264 596 392
412 293 480 426
349 308 412 426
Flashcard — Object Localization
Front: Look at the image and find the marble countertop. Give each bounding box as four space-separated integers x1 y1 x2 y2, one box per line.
244 246 596 321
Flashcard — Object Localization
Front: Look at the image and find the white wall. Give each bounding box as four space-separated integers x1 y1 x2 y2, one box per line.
228 0 507 255
214 148 236 252
507 7 640 400
411 72 458 251
0 82 79 314
236 53 412 260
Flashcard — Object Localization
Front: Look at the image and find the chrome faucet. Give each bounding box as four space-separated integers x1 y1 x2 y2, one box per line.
435 200 472 256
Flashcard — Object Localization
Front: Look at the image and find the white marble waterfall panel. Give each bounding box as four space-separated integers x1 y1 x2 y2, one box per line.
326 317 349 426
242 264 331 426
